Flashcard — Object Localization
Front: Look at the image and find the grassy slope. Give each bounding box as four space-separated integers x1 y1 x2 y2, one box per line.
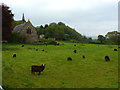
2 42 118 88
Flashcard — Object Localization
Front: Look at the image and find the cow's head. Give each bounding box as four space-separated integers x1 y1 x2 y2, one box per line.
42 64 46 67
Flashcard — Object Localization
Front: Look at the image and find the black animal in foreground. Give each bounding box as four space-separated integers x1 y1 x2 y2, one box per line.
74 50 77 53
21 45 24 47
67 57 72 61
13 54 16 58
31 64 46 75
105 56 110 61
114 49 117 51
83 55 85 59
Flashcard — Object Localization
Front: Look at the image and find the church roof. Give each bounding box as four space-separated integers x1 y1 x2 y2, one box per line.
12 23 26 33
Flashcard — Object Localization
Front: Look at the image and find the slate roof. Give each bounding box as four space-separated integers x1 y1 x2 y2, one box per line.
12 23 26 33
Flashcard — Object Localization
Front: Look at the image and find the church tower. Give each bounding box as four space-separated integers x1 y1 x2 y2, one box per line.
22 13 25 23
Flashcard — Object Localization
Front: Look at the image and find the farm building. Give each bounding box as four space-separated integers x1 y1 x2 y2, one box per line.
12 14 38 43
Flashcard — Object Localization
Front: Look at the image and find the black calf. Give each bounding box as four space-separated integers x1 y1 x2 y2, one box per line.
114 49 117 51
42 49 44 51
36 49 38 51
74 50 77 53
13 54 16 58
83 55 85 59
105 56 110 61
67 57 72 61
21 45 24 47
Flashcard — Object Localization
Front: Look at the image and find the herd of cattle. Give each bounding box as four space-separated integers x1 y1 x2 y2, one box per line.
12 44 118 75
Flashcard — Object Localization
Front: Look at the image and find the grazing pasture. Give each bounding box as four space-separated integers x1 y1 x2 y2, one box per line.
2 42 118 88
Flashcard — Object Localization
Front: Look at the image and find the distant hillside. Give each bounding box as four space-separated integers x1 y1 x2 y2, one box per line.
36 22 86 42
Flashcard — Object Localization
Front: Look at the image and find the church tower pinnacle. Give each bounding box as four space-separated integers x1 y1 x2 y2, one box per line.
22 13 25 23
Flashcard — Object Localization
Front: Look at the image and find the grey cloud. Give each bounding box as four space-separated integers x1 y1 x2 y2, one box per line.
3 0 118 36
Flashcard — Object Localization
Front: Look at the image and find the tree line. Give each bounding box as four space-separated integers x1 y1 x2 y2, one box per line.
35 22 92 43
97 31 120 45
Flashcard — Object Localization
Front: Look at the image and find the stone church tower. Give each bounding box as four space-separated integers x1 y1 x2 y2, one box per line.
12 14 38 43
22 13 26 23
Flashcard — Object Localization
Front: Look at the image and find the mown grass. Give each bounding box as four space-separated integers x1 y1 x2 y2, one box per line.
2 42 118 88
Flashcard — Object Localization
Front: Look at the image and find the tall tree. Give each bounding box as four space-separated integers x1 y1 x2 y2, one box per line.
1 3 14 41
98 35 105 44
105 31 120 45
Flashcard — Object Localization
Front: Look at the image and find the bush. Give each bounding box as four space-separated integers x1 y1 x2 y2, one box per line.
38 40 58 45
8 33 26 43
48 41 57 45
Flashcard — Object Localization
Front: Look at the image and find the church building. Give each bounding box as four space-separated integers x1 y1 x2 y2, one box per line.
12 14 38 43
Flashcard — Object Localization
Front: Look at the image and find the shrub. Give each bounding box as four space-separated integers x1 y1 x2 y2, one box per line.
38 39 58 45
9 33 26 43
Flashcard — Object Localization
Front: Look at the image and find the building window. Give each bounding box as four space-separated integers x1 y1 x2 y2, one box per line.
26 27 31 34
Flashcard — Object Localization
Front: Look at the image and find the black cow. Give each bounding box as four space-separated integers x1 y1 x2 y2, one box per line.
42 49 44 51
83 55 85 59
74 50 77 53
114 49 117 51
31 64 46 75
36 49 38 51
21 45 24 47
67 57 72 61
13 54 16 58
105 56 110 61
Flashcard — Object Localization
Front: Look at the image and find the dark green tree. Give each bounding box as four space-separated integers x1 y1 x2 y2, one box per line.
98 35 105 44
44 24 48 29
1 3 14 41
40 25 44 29
105 31 120 45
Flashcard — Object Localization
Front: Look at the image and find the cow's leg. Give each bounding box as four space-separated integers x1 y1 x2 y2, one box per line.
38 72 41 75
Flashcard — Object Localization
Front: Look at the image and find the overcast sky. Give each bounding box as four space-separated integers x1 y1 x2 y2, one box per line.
0 0 119 37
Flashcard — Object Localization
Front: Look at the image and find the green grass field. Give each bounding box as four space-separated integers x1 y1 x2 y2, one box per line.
2 42 118 88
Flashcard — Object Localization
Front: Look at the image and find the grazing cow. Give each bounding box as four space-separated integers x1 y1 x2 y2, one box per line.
67 57 72 61
74 44 76 46
31 64 46 75
105 56 110 61
114 49 117 51
36 49 38 51
13 54 16 58
74 50 77 53
83 55 85 59
21 45 24 47
42 49 44 51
